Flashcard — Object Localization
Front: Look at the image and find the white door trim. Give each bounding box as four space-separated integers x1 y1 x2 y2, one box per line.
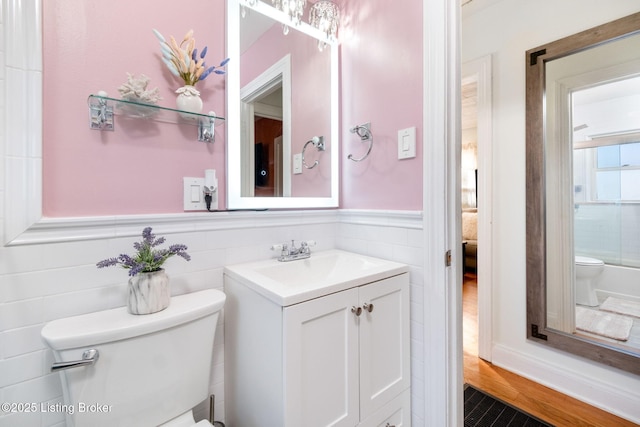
423 0 462 425
462 54 493 361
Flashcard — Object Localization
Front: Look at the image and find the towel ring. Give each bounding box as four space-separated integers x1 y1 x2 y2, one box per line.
302 136 325 169
347 123 373 162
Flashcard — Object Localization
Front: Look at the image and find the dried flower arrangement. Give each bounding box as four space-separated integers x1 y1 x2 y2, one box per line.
153 29 229 87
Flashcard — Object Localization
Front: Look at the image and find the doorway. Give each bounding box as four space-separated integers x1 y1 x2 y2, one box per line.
461 55 493 363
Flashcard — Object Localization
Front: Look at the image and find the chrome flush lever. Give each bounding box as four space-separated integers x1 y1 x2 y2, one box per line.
51 348 100 372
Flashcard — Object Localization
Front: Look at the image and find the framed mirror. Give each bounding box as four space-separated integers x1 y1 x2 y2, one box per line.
226 0 339 209
526 12 640 374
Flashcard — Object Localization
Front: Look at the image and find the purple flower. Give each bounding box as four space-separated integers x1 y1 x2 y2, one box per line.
169 244 191 261
96 227 190 277
96 258 119 269
200 66 215 81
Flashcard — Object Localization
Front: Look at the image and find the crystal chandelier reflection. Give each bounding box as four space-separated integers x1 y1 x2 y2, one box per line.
240 0 258 18
309 0 340 51
272 0 307 34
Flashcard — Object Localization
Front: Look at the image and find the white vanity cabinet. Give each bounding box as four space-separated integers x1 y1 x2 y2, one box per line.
224 271 411 427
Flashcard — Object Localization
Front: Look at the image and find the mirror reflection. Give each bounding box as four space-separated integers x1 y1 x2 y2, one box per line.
250 85 284 197
236 2 334 201
527 12 640 375
544 32 640 353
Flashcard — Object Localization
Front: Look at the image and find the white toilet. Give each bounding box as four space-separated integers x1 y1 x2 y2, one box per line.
41 289 225 427
575 256 604 307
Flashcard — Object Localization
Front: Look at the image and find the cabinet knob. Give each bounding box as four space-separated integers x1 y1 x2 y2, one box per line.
385 423 396 427
351 306 362 316
363 303 374 313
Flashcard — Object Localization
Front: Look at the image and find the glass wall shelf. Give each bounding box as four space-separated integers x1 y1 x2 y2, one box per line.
87 94 225 143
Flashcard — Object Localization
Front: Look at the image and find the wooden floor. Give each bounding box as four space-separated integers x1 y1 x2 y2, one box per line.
462 273 637 427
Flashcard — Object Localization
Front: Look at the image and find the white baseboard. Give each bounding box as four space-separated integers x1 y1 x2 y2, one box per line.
491 344 640 424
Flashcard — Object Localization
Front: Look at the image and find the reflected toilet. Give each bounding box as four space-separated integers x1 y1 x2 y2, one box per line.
575 256 604 306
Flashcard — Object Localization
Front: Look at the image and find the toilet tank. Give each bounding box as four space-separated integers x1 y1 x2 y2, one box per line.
41 289 226 427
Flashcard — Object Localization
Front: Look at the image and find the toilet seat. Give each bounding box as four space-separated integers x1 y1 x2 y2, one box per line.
575 256 604 266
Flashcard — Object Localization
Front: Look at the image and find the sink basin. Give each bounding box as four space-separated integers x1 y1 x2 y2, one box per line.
224 249 409 306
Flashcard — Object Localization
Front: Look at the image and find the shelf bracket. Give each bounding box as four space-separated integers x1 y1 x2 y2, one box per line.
198 113 216 143
88 96 114 131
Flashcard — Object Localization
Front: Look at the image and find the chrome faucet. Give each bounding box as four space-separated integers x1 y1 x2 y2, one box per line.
271 240 316 262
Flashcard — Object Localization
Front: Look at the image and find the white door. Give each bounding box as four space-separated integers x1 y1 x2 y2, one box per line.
284 288 360 427
358 274 410 420
274 134 283 196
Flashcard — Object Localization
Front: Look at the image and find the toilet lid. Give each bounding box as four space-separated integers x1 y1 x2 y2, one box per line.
575 256 604 266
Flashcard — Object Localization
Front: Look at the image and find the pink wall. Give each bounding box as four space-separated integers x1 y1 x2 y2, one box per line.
339 0 423 210
43 0 227 216
241 22 332 197
42 0 423 216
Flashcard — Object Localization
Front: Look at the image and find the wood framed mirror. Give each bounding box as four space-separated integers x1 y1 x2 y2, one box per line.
526 12 640 375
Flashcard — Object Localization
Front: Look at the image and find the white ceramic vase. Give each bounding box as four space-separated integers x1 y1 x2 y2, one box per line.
127 269 170 315
175 85 203 119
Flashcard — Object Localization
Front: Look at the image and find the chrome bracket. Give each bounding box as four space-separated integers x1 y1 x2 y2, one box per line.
89 96 114 131
198 113 216 143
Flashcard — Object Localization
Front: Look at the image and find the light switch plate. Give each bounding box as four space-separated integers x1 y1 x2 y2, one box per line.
398 127 416 159
183 177 206 211
293 153 303 174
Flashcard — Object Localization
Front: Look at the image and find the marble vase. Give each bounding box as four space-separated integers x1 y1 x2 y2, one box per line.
127 269 170 315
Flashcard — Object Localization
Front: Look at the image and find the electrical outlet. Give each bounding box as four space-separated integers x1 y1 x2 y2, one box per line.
183 177 206 211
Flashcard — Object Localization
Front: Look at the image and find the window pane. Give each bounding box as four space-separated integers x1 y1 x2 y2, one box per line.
596 170 620 200
621 170 640 200
620 142 640 167
597 145 620 168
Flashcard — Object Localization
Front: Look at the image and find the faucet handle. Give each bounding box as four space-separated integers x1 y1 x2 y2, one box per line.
300 240 316 249
271 243 289 253
300 240 316 254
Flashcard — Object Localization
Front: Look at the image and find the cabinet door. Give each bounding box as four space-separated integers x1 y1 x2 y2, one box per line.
358 388 411 427
284 288 360 427
358 274 410 420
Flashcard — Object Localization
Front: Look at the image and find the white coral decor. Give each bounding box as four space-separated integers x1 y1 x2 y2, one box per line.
118 73 162 104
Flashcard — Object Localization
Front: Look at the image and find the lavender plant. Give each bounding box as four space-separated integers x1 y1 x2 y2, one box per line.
97 227 190 277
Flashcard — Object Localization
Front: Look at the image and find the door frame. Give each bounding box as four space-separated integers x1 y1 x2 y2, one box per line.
462 54 493 361
422 0 463 425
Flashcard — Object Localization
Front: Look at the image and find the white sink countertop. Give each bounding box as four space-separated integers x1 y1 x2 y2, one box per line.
224 249 409 306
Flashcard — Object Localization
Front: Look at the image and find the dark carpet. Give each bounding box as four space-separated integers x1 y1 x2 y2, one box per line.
464 384 554 427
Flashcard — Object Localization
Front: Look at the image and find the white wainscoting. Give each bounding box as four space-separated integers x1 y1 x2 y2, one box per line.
0 209 424 427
